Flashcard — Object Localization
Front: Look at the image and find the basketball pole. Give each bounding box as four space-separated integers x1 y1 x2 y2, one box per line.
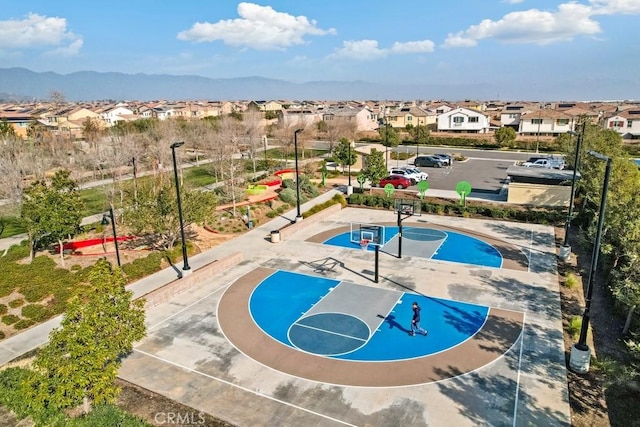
374 245 379 283
397 210 403 259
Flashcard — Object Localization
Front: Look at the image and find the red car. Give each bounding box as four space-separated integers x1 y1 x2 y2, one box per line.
379 175 412 189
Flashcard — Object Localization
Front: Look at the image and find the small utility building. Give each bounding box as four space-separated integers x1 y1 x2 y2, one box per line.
506 166 580 207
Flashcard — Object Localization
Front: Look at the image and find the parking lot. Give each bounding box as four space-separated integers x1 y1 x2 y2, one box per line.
385 148 526 194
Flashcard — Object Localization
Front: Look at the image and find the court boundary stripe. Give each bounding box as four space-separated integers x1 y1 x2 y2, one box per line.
512 312 527 427
291 322 368 342
133 349 357 427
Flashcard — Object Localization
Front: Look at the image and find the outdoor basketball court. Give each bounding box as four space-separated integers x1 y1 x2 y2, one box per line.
118 205 571 426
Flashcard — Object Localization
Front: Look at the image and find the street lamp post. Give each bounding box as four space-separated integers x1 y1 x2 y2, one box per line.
101 205 121 267
561 123 585 259
294 129 304 222
385 119 390 170
347 141 354 196
170 141 191 273
569 150 612 374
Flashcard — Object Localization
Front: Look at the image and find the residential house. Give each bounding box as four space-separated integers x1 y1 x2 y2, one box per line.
248 100 284 113
500 105 527 129
518 108 573 136
100 106 136 126
436 107 491 133
0 110 32 139
277 108 320 128
322 106 378 133
386 107 430 129
604 109 640 139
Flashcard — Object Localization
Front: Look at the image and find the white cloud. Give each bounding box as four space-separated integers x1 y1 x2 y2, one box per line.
330 40 387 60
443 3 600 47
390 40 435 54
177 2 336 50
43 39 84 57
589 0 640 15
0 13 82 52
330 39 435 60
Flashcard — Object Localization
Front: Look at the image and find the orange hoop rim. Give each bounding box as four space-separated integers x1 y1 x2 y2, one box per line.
359 239 370 249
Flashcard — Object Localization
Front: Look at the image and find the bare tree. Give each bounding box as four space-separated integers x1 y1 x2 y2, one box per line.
213 115 247 217
242 111 265 174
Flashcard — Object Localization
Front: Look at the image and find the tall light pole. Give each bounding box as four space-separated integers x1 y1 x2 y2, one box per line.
294 129 304 222
569 150 612 373
561 123 585 258
415 124 420 159
385 118 390 170
170 141 190 272
536 104 542 153
101 205 121 267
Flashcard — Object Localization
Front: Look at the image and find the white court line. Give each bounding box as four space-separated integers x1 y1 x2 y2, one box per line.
133 349 357 427
147 284 230 332
512 312 527 427
293 322 368 342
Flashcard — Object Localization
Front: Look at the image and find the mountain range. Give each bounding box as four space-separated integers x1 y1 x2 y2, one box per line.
0 67 504 102
0 68 637 102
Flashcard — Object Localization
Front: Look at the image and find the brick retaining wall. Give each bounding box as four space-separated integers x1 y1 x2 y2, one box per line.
140 251 244 309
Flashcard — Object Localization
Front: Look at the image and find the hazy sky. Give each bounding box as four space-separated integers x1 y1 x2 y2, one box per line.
1 1 639 100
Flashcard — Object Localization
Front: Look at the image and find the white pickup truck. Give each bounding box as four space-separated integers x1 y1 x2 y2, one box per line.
522 157 565 169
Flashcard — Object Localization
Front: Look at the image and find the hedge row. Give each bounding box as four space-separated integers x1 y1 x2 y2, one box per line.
347 193 565 224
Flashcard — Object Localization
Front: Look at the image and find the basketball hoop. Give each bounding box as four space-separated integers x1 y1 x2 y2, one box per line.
360 239 370 251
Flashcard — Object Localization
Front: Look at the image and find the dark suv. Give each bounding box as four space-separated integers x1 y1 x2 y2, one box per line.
414 156 445 168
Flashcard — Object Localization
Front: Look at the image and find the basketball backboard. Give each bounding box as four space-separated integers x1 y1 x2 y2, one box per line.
394 198 422 217
350 223 385 247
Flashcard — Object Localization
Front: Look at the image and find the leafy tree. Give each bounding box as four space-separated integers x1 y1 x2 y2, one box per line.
0 118 17 143
494 127 517 147
121 174 215 250
379 124 400 167
379 124 400 148
407 125 430 145
361 148 387 186
20 169 84 264
25 259 146 414
333 138 357 173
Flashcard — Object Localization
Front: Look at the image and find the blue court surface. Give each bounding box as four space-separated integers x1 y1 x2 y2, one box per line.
323 226 503 268
250 270 489 361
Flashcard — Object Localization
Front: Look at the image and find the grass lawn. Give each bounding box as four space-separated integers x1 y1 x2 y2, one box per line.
0 216 25 238
184 166 217 187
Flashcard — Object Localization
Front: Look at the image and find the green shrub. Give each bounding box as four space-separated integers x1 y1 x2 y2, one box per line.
0 331 4 339
122 252 163 281
21 304 50 322
567 316 582 339
565 272 579 289
70 264 83 272
279 188 297 205
68 404 150 426
8 299 24 309
2 314 20 325
0 367 34 419
303 194 347 218
13 319 35 330
0 304 7 315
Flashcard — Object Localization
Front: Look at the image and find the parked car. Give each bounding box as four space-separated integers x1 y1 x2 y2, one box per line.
433 153 453 166
389 167 428 184
522 157 565 169
379 175 412 189
414 156 445 168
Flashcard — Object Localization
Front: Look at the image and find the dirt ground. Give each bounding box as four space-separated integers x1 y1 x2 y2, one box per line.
556 227 638 427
